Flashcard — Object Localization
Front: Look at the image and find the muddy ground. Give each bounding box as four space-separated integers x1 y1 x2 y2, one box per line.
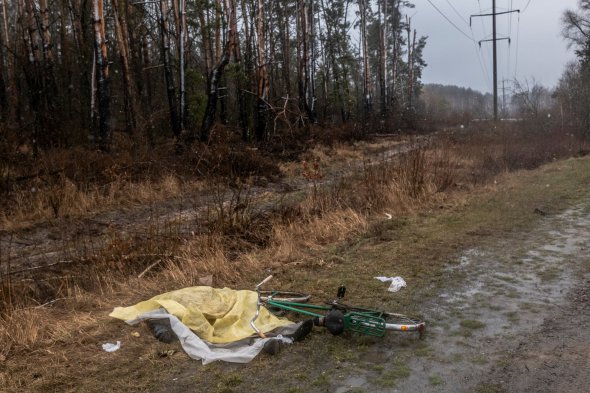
148 197 589 393
2 146 589 393
0 137 418 275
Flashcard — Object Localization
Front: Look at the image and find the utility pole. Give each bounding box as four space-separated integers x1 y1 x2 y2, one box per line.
471 2 519 121
502 79 506 117
500 79 511 117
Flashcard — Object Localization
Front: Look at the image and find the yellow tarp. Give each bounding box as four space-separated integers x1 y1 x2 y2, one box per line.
109 286 292 344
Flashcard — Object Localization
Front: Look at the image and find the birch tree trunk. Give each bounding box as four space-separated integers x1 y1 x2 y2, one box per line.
112 0 137 135
159 0 181 139
239 0 253 141
200 0 235 142
378 0 387 117
92 0 111 151
280 1 291 96
359 0 371 116
0 13 7 116
298 0 316 124
0 0 16 122
23 0 42 154
255 0 269 140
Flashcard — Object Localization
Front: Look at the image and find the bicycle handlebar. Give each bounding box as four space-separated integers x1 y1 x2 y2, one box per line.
255 275 273 289
251 275 273 338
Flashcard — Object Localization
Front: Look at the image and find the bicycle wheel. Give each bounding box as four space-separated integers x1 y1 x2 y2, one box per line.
327 300 425 334
381 312 425 333
260 291 311 303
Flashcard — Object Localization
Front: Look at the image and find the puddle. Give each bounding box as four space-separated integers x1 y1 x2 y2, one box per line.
334 376 368 393
333 206 590 392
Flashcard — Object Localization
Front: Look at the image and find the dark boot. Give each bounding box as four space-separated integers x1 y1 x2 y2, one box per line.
262 339 282 355
286 319 314 342
145 318 178 344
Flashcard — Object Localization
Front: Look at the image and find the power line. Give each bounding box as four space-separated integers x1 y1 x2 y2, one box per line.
425 0 475 42
514 12 521 78
470 23 492 91
506 0 513 80
478 0 493 88
508 0 514 33
444 0 470 27
472 0 519 120
522 0 532 14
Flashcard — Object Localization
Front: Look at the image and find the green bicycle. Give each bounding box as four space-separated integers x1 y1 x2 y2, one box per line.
250 275 425 338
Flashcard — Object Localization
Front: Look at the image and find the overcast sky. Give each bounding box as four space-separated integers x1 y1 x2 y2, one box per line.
412 0 579 93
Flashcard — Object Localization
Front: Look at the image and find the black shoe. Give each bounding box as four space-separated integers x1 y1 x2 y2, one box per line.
262 339 282 355
145 318 178 344
286 319 314 342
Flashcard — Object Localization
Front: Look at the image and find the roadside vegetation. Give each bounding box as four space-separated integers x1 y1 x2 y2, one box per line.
1 119 589 391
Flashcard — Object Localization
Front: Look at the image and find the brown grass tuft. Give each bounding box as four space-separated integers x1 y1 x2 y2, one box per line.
0 120 587 367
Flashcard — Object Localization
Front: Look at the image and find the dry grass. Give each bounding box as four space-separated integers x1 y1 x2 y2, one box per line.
0 173 200 231
0 122 587 389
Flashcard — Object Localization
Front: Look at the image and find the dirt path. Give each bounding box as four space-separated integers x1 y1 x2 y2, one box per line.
5 139 588 393
138 195 590 393
0 173 300 274
333 203 590 392
0 138 417 276
483 280 590 393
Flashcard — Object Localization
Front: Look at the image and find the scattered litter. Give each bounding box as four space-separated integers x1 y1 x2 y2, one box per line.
384 213 393 220
375 276 407 292
131 332 141 337
102 341 121 352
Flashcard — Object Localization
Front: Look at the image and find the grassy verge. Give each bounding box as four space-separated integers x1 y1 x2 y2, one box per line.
0 123 589 391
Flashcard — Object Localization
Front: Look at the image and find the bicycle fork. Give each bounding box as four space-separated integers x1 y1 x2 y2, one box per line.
250 275 274 338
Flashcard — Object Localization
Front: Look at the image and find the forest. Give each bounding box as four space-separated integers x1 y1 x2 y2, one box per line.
0 0 427 154
1 1 590 391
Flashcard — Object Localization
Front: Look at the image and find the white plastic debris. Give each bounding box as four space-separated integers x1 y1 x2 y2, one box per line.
384 213 393 220
374 276 407 292
102 341 121 352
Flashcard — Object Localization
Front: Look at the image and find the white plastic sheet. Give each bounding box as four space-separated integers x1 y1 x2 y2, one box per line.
374 276 407 292
102 341 121 352
127 310 296 364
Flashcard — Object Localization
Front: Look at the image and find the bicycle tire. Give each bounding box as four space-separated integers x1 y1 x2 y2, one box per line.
381 312 425 333
260 291 311 303
327 300 425 333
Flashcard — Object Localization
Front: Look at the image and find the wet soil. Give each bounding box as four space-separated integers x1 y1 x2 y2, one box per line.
0 138 416 276
332 205 590 393
483 280 590 393
3 141 588 393
144 198 590 393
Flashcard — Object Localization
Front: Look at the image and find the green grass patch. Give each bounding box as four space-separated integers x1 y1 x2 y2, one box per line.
215 372 244 393
311 372 330 387
538 266 562 282
505 311 520 324
460 319 486 330
378 358 412 387
474 383 503 393
428 374 445 386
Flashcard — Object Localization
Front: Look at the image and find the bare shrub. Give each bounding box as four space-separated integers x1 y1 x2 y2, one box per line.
1 120 587 357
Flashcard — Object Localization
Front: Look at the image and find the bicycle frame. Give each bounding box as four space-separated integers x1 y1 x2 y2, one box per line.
251 275 388 337
268 298 387 337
